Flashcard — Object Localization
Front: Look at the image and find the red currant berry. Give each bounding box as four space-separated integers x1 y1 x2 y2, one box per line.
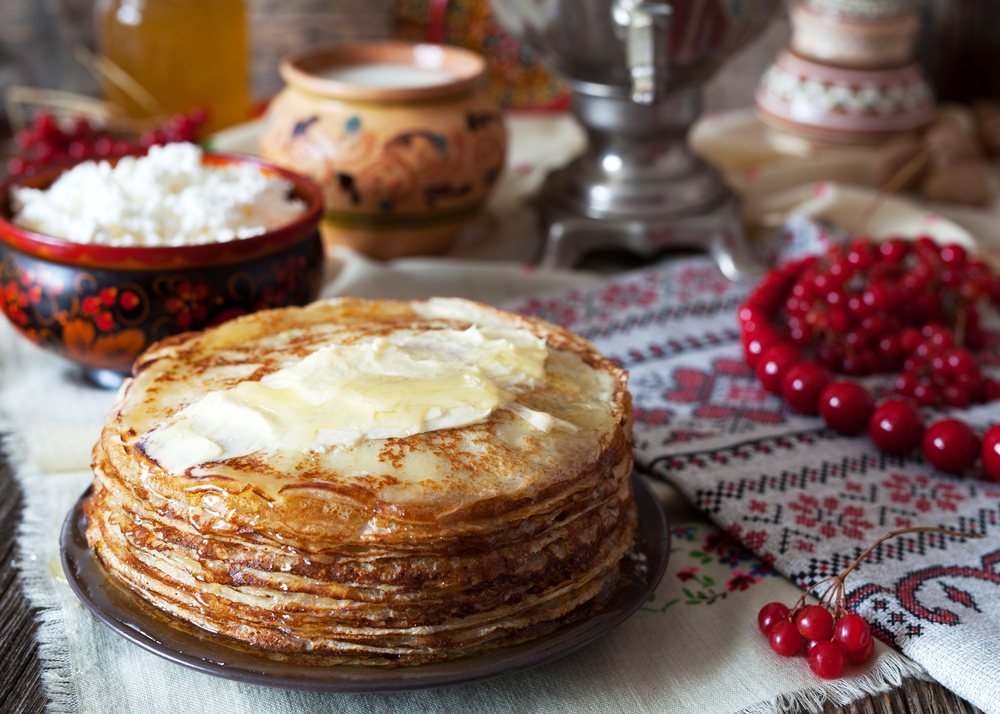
984 378 1000 403
940 243 967 267
981 425 1000 481
847 294 868 318
809 640 846 679
878 238 910 263
900 328 923 355
743 328 783 370
911 380 940 407
868 400 924 455
13 128 35 149
940 267 963 289
825 288 846 307
845 328 871 349
915 235 938 258
738 302 772 333
922 420 979 474
943 348 976 380
7 157 27 175
788 326 812 348
942 384 971 409
819 382 875 436
829 308 851 333
756 344 803 394
35 140 56 160
68 140 89 159
895 372 918 398
862 283 893 311
782 362 833 415
769 619 802 657
796 605 835 641
846 242 873 271
844 635 875 665
921 323 954 350
758 602 790 636
834 614 871 653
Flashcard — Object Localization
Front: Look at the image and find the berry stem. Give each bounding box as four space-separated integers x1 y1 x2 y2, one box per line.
787 527 986 621
837 526 985 583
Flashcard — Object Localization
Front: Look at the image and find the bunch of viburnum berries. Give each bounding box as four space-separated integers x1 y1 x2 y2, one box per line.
756 527 984 679
739 236 1000 478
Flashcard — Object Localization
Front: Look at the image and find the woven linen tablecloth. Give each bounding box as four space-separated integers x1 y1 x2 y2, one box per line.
505 256 1000 714
5 254 927 714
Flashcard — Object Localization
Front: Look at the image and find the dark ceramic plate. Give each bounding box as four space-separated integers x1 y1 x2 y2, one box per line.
60 474 669 692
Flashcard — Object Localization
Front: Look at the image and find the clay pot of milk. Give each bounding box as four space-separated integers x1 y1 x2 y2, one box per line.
260 42 507 260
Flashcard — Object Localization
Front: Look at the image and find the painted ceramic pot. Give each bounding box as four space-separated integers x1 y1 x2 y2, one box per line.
259 42 507 260
755 50 935 144
789 2 920 68
0 154 324 380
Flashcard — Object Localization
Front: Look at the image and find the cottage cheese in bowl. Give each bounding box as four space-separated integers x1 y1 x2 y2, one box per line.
10 143 307 247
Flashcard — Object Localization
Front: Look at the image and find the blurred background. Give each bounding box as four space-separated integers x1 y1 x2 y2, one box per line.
0 0 791 124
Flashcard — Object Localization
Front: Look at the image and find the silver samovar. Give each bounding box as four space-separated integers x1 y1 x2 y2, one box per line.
489 0 780 279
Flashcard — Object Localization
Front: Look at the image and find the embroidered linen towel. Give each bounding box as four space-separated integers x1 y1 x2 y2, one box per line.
508 256 1000 714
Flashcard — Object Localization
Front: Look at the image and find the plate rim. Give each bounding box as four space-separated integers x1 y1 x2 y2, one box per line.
60 473 669 693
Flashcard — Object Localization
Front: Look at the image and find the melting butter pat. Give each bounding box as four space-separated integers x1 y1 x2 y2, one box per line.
143 325 570 472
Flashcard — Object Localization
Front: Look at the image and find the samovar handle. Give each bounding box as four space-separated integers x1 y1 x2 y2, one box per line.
612 0 673 104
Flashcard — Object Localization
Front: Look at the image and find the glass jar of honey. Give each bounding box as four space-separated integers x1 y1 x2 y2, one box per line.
95 0 251 134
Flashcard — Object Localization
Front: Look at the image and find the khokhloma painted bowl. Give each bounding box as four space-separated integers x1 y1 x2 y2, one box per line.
0 153 324 382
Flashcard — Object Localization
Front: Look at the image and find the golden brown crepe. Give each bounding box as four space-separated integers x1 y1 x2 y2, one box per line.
84 297 636 664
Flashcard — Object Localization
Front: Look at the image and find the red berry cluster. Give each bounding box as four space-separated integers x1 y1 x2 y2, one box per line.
740 237 1000 478
759 602 873 679
757 526 985 679
743 237 997 388
7 109 208 177
894 323 999 408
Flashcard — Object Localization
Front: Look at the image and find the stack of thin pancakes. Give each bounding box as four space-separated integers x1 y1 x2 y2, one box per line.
84 298 637 664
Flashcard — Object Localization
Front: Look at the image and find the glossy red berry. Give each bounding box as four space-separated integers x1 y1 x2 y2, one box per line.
769 619 802 657
834 613 871 653
758 602 790 636
743 328 783 370
922 420 979 474
878 238 910 264
844 635 875 665
819 382 875 436
942 384 971 409
757 343 803 394
943 348 976 379
898 330 920 357
911 381 940 407
782 362 833 415
982 425 1000 481
739 302 773 334
796 605 834 641
809 640 846 679
940 243 967 267
868 400 924 455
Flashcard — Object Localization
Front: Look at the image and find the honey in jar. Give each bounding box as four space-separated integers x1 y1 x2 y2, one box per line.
95 0 251 134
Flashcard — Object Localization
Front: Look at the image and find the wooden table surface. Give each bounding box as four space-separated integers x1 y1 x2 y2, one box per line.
0 437 985 714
